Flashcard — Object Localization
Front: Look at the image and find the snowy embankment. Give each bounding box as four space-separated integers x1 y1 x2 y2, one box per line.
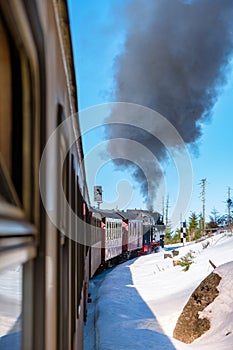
87 232 233 350
0 265 22 349
0 265 22 337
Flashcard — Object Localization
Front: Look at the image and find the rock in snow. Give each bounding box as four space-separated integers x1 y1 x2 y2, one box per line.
173 270 221 343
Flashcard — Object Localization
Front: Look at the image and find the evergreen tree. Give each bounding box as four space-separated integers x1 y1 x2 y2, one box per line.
189 212 198 231
188 212 201 241
209 208 220 225
172 228 181 243
164 225 180 244
164 223 172 243
207 208 220 232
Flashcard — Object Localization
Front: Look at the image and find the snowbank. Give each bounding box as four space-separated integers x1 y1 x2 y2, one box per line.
86 232 233 349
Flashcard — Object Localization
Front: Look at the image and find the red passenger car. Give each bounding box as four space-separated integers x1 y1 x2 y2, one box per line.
118 211 143 257
95 210 123 263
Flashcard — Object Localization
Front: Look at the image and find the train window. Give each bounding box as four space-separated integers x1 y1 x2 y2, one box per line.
105 221 107 240
57 105 66 241
0 160 19 206
0 9 37 350
0 18 23 204
108 222 111 240
0 19 13 181
0 9 36 241
109 222 111 240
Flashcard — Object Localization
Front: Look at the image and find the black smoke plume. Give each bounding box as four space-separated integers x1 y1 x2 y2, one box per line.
106 0 233 207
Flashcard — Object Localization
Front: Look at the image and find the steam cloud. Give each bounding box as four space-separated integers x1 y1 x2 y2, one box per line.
106 0 233 207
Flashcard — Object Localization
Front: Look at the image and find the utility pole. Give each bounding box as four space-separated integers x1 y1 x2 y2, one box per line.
165 195 169 228
162 196 165 224
201 179 206 234
227 187 232 227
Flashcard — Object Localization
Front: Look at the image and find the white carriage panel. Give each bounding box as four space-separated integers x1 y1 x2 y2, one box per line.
128 220 143 252
104 218 122 261
90 241 101 278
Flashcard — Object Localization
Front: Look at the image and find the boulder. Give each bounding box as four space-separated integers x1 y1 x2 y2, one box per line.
164 253 173 259
172 249 179 257
173 271 221 343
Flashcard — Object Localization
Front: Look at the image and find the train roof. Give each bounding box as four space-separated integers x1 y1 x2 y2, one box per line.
127 209 161 216
90 208 122 220
117 211 140 220
90 208 164 223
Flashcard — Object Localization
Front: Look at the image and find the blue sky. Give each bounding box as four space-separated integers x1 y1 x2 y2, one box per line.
68 0 233 227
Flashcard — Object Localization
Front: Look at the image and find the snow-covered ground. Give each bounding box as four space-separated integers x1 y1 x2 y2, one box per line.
85 231 233 349
0 265 22 336
0 264 22 349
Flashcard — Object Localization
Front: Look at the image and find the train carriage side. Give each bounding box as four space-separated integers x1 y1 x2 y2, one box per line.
0 1 89 350
118 212 143 256
88 209 102 278
99 210 123 264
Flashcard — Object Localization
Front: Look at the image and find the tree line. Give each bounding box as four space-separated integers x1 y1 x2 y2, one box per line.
165 207 233 244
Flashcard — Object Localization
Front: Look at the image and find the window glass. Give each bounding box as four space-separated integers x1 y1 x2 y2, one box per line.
0 18 23 205
0 160 19 206
106 221 109 240
0 20 12 177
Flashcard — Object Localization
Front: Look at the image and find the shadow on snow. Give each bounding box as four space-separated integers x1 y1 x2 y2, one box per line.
95 259 177 350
